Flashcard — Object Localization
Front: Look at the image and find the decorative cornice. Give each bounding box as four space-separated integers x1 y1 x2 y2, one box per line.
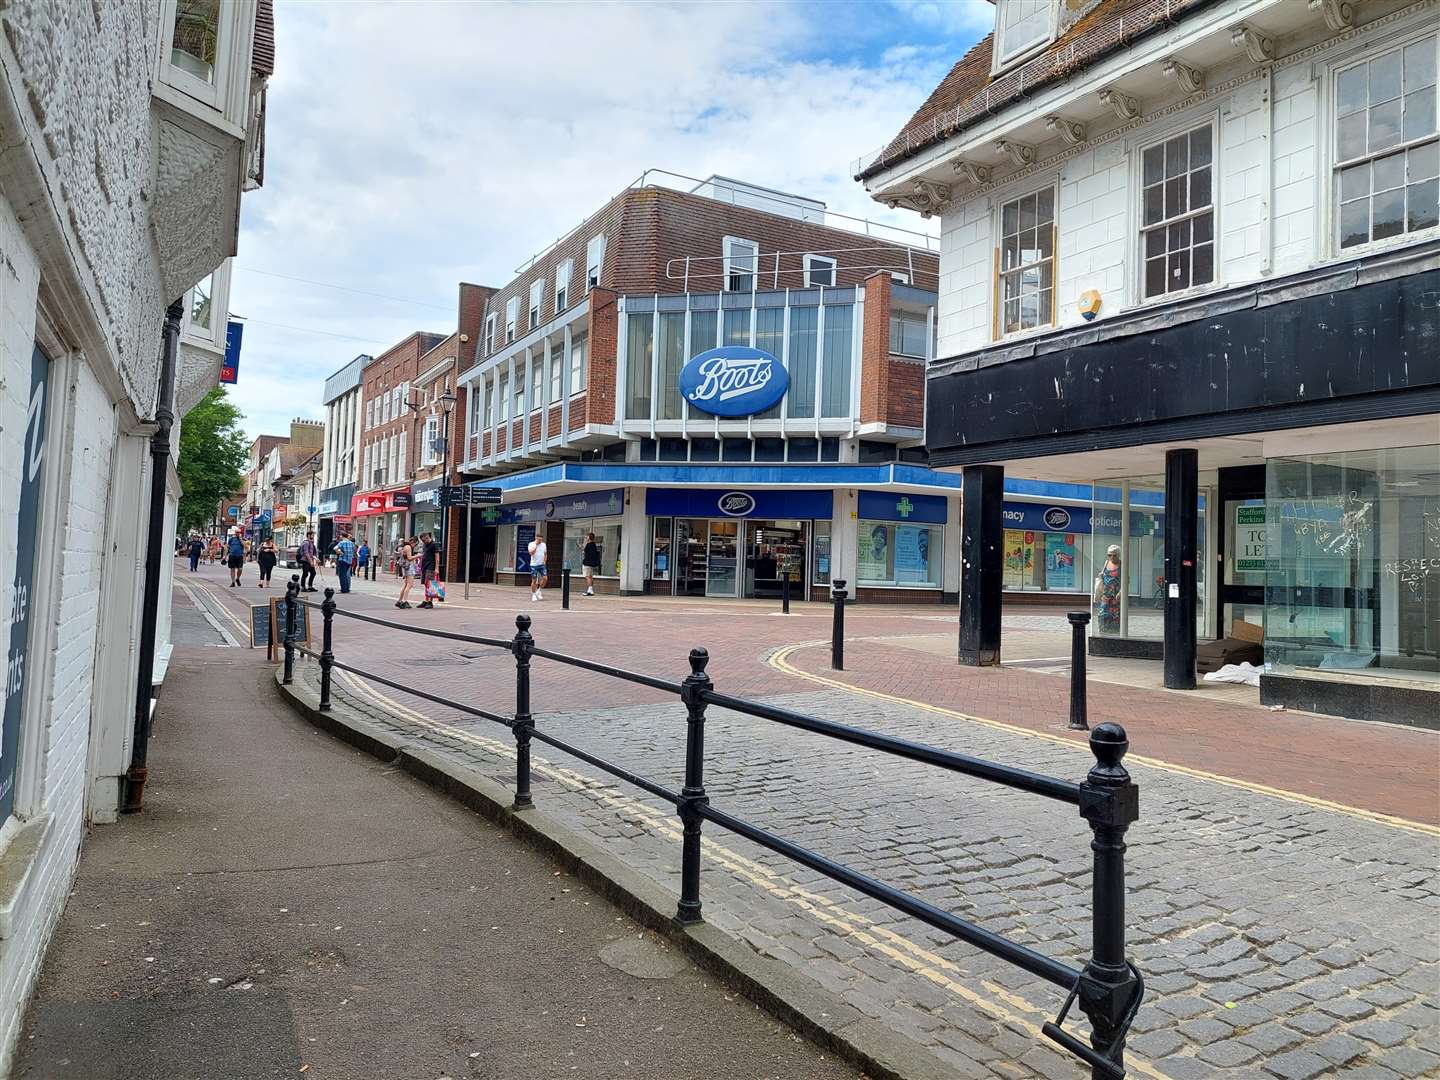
1231 25 1275 63
1045 115 1087 146
1098 87 1141 120
951 159 992 185
994 139 1035 167
886 178 953 219
1309 0 1355 32
1162 59 1206 95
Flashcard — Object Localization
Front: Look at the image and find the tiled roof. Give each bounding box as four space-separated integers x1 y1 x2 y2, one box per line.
252 0 275 78
857 0 1207 181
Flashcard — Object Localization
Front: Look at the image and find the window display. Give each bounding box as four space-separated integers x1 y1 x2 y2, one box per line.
563 517 622 578
857 520 942 588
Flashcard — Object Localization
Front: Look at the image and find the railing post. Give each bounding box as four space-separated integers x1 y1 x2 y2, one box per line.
562 567 571 610
830 580 847 671
511 614 534 809
1068 611 1090 731
676 647 711 925
1078 723 1141 1079
282 578 299 685
319 587 336 711
781 572 790 615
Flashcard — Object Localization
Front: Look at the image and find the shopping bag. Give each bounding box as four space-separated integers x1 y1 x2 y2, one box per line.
429 579 447 602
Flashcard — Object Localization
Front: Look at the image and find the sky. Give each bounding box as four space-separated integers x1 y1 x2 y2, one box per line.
227 0 991 442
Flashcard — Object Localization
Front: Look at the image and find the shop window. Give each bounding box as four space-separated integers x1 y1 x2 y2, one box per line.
787 438 819 462
998 187 1055 335
658 437 688 461
651 517 673 581
1335 36 1439 251
755 307 784 419
722 438 752 462
813 520 833 586
755 438 785 462
723 236 758 292
803 254 837 287
787 307 817 419
857 520 943 588
625 313 654 420
601 441 627 462
658 312 686 420
890 311 930 358
820 305 853 417
723 308 751 347
691 310 718 352
638 437 657 461
820 438 840 462
564 518 623 577
1141 125 1215 298
690 437 720 462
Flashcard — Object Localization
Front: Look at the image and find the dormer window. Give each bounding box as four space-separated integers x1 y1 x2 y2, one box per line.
995 0 1055 70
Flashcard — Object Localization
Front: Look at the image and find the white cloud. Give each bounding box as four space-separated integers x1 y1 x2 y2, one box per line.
229 0 968 443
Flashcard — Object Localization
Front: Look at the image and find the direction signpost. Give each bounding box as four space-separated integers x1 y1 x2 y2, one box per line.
452 486 502 598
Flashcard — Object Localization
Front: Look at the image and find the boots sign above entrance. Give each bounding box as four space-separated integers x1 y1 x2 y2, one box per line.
679 346 789 417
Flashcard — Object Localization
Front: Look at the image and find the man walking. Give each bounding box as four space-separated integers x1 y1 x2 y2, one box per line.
333 533 357 594
298 530 319 592
187 534 204 573
528 533 548 602
226 530 246 586
417 532 440 609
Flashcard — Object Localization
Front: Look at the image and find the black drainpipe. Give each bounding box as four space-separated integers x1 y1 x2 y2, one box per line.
122 297 184 814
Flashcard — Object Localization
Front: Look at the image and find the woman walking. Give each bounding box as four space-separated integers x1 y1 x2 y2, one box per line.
581 532 600 597
257 538 278 588
1093 544 1122 635
394 536 418 609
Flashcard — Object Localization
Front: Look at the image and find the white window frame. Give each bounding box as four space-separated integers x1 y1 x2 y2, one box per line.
531 356 545 412
505 296 519 342
994 182 1058 338
483 380 494 429
528 279 544 330
586 235 606 289
803 254 837 287
484 312 497 356
498 375 509 422
513 370 525 418
422 415 440 466
1326 27 1440 259
570 333 588 396
158 0 238 114
1132 111 1221 307
723 236 759 292
555 259 573 312
889 311 930 358
549 343 563 402
991 0 1058 74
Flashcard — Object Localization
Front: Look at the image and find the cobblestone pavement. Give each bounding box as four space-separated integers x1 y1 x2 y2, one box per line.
187 567 1440 1078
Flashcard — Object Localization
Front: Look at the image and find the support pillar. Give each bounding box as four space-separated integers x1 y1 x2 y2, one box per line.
958 464 1003 666
1164 448 1198 689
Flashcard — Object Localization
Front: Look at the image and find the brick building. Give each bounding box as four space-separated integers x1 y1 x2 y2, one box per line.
447 173 1039 603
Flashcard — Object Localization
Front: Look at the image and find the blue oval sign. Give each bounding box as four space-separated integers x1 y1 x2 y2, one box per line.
1043 506 1072 530
679 346 789 417
717 492 756 517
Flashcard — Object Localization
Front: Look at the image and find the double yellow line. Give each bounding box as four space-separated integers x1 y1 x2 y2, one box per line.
332 667 1173 1080
768 642 1440 838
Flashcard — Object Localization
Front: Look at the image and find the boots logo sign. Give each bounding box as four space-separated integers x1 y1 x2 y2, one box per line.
680 347 788 417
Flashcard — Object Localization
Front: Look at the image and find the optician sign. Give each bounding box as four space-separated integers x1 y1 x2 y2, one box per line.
679 346 789 417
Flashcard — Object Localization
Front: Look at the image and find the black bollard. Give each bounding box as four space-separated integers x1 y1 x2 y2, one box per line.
781 573 790 615
1068 611 1090 731
319 587 336 711
676 648 711 925
562 567 571 610
282 578 299 685
830 580 847 671
511 614 534 809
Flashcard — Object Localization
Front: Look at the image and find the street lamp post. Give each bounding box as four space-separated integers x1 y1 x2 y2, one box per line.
407 388 458 576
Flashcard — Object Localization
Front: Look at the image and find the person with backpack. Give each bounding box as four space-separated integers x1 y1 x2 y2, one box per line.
226 530 246 586
394 536 417 609
581 532 601 597
333 533 357 594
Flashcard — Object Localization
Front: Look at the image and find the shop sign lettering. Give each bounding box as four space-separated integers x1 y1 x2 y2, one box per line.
680 347 788 417
717 492 756 517
1042 506 1071 530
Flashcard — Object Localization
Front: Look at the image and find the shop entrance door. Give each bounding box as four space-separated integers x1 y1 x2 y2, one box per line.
744 520 808 600
1217 465 1267 638
673 519 708 596
706 521 739 597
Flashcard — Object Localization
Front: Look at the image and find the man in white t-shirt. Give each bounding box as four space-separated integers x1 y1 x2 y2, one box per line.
527 535 548 602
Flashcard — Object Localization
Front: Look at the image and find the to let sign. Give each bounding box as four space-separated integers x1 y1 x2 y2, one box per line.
1234 505 1270 572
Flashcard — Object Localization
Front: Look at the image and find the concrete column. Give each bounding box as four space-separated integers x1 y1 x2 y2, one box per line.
1164 448 1198 689
831 488 859 593
619 486 649 595
959 464 1003 666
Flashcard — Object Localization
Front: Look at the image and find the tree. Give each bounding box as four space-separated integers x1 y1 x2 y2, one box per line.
176 386 248 532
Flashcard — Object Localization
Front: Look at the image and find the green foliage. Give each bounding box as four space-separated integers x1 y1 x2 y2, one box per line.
177 386 248 531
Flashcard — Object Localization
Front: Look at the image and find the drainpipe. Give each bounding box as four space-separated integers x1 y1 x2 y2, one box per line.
122 297 184 814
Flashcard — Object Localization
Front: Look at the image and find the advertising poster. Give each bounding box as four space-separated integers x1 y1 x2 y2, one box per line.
1234 505 1268 572
1045 533 1077 590
515 523 536 573
894 525 927 584
1003 530 1035 589
857 525 889 580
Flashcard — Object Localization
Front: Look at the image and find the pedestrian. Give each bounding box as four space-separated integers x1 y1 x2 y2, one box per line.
226 530 246 586
209 536 223 564
394 536 417 609
333 533 357 594
417 532 440 609
528 533 548 603
187 534 204 573
257 537 277 587
297 530 319 592
581 532 600 597
1093 544 1122 635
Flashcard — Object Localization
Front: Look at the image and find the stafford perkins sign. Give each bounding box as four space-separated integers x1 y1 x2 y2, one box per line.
679 346 789 418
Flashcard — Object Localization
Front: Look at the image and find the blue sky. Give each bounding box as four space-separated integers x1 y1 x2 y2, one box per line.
227 0 990 441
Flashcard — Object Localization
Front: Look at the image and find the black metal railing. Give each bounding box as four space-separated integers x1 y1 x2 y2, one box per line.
279 578 1143 1079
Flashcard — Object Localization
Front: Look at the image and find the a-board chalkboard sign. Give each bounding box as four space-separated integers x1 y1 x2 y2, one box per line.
254 596 312 659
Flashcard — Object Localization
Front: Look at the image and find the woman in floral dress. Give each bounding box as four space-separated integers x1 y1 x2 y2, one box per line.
1094 544 1122 634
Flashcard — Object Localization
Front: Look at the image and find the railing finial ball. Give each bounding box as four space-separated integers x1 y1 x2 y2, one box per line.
324 586 335 600
515 613 532 632
1088 722 1130 783
688 647 709 674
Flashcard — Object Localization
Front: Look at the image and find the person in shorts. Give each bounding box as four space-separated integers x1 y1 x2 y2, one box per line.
226 531 246 586
527 535 548 602
395 536 417 609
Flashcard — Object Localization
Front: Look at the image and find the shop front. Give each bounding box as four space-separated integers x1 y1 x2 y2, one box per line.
493 489 626 591
350 488 412 566
317 483 356 552
410 479 444 541
853 491 947 601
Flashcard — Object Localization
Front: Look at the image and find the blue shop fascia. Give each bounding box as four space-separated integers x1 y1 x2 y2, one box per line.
453 461 1104 603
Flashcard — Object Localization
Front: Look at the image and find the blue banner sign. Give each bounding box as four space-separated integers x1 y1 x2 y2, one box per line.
679 346 789 417
646 487 832 520
499 488 624 525
858 490 948 524
220 320 243 384
1002 501 1092 534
